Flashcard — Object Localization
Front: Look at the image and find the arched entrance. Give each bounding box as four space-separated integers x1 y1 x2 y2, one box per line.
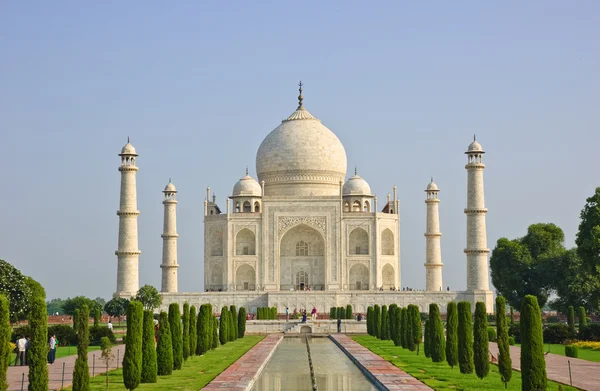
279 224 325 291
209 264 224 291
235 264 256 291
349 264 369 290
382 263 395 289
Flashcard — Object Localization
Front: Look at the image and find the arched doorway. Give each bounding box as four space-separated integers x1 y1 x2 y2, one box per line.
210 264 223 291
349 264 369 290
279 224 325 291
381 229 394 255
235 264 256 291
349 228 369 255
235 229 256 255
382 263 395 289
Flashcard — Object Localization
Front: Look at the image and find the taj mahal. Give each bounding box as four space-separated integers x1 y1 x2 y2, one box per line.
114 84 493 314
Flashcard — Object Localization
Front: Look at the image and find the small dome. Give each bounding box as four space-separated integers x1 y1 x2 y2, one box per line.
426 179 438 191
343 175 372 196
466 138 484 153
164 182 177 192
232 175 262 197
120 142 137 155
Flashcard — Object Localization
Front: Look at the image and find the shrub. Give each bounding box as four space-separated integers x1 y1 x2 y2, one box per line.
229 305 237 341
429 303 445 363
474 302 489 379
567 306 576 336
330 307 337 320
508 336 515 345
520 295 547 391
381 305 389 340
423 319 431 358
366 306 373 336
72 305 90 391
238 307 246 338
565 345 578 358
0 295 10 391
182 303 190 361
487 327 497 342
156 311 173 376
123 301 143 390
578 306 587 330
47 324 77 346
487 314 496 323
189 306 197 356
140 310 157 383
90 325 116 345
197 304 212 354
546 316 560 324
346 305 352 320
445 302 458 368
457 301 474 374
219 307 229 345
496 296 512 387
508 322 521 343
544 324 571 344
168 303 183 370
373 305 381 339
580 323 600 341
212 316 219 349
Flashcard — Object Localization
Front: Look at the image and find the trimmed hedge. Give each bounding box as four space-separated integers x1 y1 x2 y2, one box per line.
219 306 229 345
474 302 489 379
373 305 381 339
578 306 587 330
346 305 353 320
156 311 173 376
140 310 157 383
366 306 373 336
189 306 197 356
0 295 10 391
330 307 337 320
29 296 49 391
238 307 247 338
381 305 389 340
496 296 512 387
122 301 143 390
457 301 474 374
401 307 408 348
567 306 576 336
168 303 183 370
423 319 431 358
212 316 219 349
429 303 445 363
509 336 516 345
520 295 547 391
580 323 600 341
182 303 190 361
408 305 421 353
487 327 497 342
445 302 458 368
197 304 212 355
544 323 570 344
565 345 578 358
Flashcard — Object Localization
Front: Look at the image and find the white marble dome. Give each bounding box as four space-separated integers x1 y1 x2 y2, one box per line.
232 175 262 197
256 105 347 197
467 139 483 153
343 175 372 196
426 179 438 191
120 142 137 155
164 182 177 192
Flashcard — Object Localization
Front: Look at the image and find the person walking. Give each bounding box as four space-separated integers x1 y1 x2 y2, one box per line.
337 317 342 333
285 307 289 321
107 320 113 331
311 307 317 321
16 335 27 366
48 334 57 364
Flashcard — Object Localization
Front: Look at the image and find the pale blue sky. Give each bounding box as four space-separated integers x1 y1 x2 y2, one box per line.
1 1 598 300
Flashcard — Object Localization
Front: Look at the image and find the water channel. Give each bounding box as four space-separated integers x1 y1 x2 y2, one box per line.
251 337 377 391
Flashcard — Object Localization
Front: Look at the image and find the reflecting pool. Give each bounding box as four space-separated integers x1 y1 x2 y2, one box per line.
251 337 377 391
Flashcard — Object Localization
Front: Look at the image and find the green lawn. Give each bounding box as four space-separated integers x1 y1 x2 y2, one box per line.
64 335 264 391
352 336 578 391
10 346 101 365
515 343 600 363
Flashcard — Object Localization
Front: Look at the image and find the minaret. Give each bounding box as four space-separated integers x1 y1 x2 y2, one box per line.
160 179 179 292
115 140 141 297
425 178 443 291
464 136 490 291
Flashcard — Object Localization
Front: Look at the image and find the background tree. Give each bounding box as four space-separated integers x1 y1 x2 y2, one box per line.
520 295 547 391
156 311 173 376
46 298 66 315
381 305 389 340
409 305 422 354
123 301 143 390
189 306 197 356
212 316 219 349
0 260 35 322
567 306 576 336
429 303 445 362
423 319 431 358
457 301 474 374
473 302 489 379
578 306 587 330
238 307 246 338
229 305 237 341
219 307 229 345
373 305 381 339
168 303 183 370
72 305 90 391
445 302 458 368
141 310 157 383
62 296 103 317
28 296 48 391
576 187 600 275
182 303 190 361
134 285 162 311
496 296 512 388
366 306 373 336
0 295 10 391
104 297 130 325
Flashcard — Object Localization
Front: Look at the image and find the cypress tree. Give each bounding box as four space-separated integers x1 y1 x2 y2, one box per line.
381 305 389 340
496 296 512 388
346 304 353 320
521 295 547 391
389 305 397 344
238 307 247 338
330 307 336 319
168 303 183 370
373 305 381 338
182 303 190 361
445 302 459 368
141 310 157 383
567 306 575 336
28 295 49 391
473 302 489 378
123 301 143 390
219 307 229 345
212 316 219 349
271 307 277 320
409 305 422 354
0 295 10 391
156 311 173 376
229 305 238 341
366 306 373 336
207 313 214 350
401 307 409 348
429 303 446 362
424 319 431 358
336 306 342 319
393 305 402 346
189 306 197 356
457 301 474 374
196 304 211 355
578 306 587 330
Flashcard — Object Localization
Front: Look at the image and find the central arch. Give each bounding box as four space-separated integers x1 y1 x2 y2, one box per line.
235 264 256 291
279 224 325 291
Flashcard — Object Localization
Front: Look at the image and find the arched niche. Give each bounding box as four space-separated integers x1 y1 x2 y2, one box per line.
235 228 256 255
349 227 369 255
210 264 223 290
352 200 361 212
349 264 369 290
381 228 394 255
382 263 395 289
254 201 260 212
235 264 256 291
243 201 251 213
279 224 325 291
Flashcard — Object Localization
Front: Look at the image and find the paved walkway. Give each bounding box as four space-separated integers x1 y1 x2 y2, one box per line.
202 334 283 391
489 342 600 391
330 334 432 390
7 345 124 391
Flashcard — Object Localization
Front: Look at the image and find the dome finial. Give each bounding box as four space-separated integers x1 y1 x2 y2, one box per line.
245 166 248 176
297 81 304 109
169 177 171 183
474 134 476 141
355 166 357 175
431 176 434 183
127 136 130 143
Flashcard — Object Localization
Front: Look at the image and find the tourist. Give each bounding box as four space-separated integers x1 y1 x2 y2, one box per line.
48 334 57 364
107 320 113 331
285 307 289 321
16 335 27 366
337 317 341 333
302 310 307 323
311 306 317 321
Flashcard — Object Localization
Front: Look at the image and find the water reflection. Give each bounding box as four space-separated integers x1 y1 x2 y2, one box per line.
251 337 377 391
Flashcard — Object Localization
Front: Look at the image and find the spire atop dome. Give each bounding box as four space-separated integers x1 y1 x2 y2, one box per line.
355 166 357 175
282 82 319 122
245 166 248 176
297 81 304 109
